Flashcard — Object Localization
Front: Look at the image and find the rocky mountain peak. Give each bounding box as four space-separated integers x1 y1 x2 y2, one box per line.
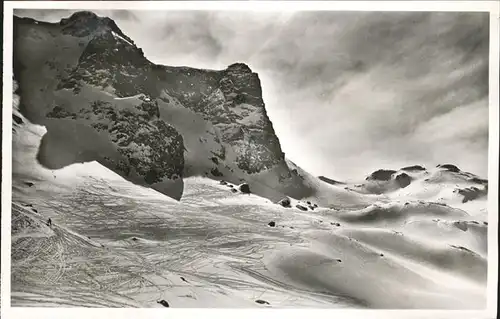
13 11 313 202
60 11 134 45
61 10 99 23
225 63 253 74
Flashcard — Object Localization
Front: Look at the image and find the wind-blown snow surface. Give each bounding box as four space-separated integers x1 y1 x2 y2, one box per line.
11 116 487 309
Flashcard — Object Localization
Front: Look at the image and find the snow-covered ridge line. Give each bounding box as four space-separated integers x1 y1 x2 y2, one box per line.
112 30 134 46
114 94 142 100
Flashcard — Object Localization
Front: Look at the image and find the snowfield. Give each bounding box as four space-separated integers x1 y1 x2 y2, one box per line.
10 118 488 309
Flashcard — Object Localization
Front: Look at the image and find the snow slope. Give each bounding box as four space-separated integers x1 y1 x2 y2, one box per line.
11 112 488 309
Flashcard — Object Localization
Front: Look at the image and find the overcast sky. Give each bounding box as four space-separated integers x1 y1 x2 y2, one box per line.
15 9 490 180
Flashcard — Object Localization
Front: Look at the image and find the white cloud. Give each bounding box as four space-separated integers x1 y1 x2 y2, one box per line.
14 9 490 180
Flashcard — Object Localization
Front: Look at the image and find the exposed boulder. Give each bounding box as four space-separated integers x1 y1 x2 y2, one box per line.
210 167 223 177
268 221 276 227
210 157 219 165
469 177 488 185
295 204 308 211
401 165 426 171
453 221 468 232
318 175 344 185
239 183 251 194
278 197 291 208
395 173 412 188
366 169 396 181
13 114 23 125
157 300 170 307
437 164 460 173
455 186 487 203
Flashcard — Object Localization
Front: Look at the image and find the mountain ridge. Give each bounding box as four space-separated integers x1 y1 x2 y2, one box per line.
13 11 311 202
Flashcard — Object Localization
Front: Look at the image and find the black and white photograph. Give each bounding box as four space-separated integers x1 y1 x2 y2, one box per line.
2 1 499 317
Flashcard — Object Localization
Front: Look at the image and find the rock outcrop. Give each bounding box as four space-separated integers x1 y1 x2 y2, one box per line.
366 169 397 181
318 175 344 185
394 172 412 188
437 164 461 173
400 165 426 172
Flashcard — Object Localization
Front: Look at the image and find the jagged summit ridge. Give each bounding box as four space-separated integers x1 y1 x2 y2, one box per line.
60 11 135 45
226 62 253 73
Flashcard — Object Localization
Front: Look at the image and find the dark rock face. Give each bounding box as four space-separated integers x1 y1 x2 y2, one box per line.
268 221 276 227
278 198 291 208
295 204 308 211
318 176 344 185
239 183 251 194
395 173 412 188
366 169 396 181
450 245 476 254
437 164 460 173
13 114 24 125
46 99 184 184
166 62 285 175
157 300 169 307
401 165 426 171
453 221 468 231
60 11 134 44
455 186 487 203
469 177 488 185
58 31 153 98
210 167 223 177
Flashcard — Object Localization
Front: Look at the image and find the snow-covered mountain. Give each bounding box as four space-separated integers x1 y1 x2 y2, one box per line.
10 11 489 309
14 11 313 202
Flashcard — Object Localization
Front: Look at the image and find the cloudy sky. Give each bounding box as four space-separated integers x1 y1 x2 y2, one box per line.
15 9 490 180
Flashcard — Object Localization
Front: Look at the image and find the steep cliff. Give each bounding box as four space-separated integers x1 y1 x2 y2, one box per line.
13 11 313 201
